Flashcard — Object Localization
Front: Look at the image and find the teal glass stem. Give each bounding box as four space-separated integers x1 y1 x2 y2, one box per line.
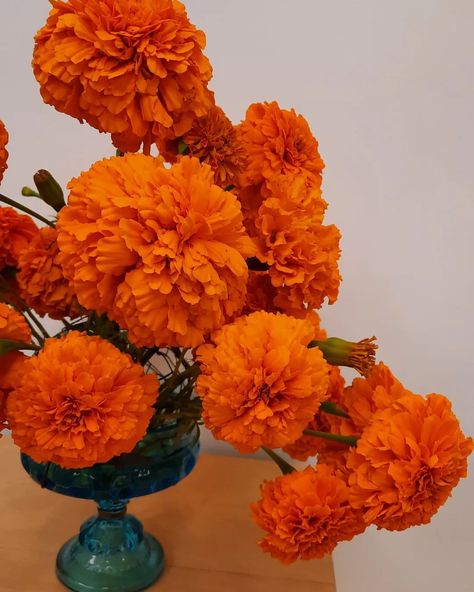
21 422 200 592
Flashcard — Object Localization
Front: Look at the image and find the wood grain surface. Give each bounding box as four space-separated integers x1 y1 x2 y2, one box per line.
0 437 335 592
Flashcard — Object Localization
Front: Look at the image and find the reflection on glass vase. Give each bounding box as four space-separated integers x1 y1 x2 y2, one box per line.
21 421 200 592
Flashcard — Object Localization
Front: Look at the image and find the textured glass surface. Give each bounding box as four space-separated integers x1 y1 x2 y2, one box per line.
21 422 200 592
21 422 200 501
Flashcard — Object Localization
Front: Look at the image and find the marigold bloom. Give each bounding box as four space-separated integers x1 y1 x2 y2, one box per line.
265 222 341 310
238 101 325 191
247 176 341 310
0 353 28 437
7 332 158 468
196 311 330 453
343 362 413 430
57 154 254 347
239 175 340 312
252 465 366 564
239 173 327 251
17 227 81 320
347 394 474 531
0 302 31 343
158 106 246 188
0 207 39 271
0 119 9 184
33 0 213 153
283 366 347 461
0 304 30 436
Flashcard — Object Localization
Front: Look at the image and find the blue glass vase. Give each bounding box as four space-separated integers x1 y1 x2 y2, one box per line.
21 422 200 592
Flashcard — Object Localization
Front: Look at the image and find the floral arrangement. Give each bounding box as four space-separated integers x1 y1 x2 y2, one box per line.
0 0 472 567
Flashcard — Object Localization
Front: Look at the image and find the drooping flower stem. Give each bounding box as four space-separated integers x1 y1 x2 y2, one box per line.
262 447 296 475
303 429 358 446
0 193 55 227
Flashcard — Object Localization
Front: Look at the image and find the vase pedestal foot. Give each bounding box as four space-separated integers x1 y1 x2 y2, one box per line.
56 502 164 592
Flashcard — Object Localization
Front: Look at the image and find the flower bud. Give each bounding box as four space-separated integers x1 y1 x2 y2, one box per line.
33 169 65 212
21 186 40 197
309 336 378 377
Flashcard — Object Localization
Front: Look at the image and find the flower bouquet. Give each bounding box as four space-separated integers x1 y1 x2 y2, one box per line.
0 1 472 591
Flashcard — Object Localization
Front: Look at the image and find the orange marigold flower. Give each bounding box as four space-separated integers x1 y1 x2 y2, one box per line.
17 227 81 320
0 119 9 184
0 302 30 435
33 0 213 153
347 394 474 531
252 465 366 564
264 222 341 310
0 302 31 343
283 365 347 461
158 106 246 188
239 173 327 249
0 353 28 437
196 311 330 453
247 175 341 310
0 207 39 271
343 362 413 431
238 101 325 191
57 154 254 348
7 332 158 468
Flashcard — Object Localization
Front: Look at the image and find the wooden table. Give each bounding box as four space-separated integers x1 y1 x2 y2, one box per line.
0 437 336 592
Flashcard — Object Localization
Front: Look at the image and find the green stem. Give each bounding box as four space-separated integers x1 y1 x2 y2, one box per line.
24 322 44 347
24 309 50 339
0 340 41 354
262 447 296 475
0 193 55 227
303 429 358 446
62 317 75 331
319 401 350 419
141 347 159 366
160 357 198 394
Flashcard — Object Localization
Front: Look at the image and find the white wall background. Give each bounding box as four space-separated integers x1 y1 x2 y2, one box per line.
0 1 473 591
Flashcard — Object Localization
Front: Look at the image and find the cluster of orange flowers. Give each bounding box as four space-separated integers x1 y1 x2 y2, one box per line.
238 102 341 316
252 362 472 562
0 0 471 569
